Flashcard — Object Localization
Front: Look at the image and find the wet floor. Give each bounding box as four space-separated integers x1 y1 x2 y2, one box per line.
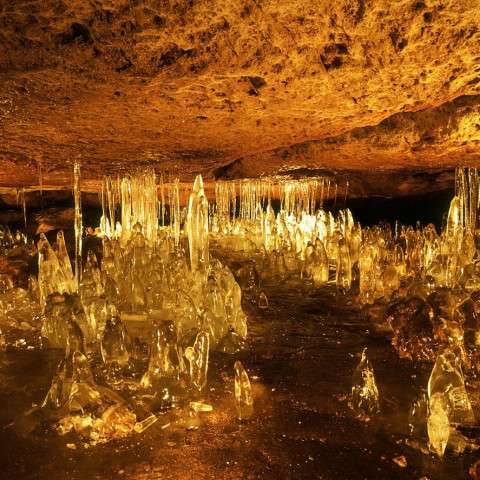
0 251 478 480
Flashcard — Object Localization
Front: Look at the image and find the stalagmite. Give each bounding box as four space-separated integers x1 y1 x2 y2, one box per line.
171 179 181 247
38 234 76 308
428 349 474 425
186 175 209 272
101 306 130 367
140 321 183 389
351 348 380 419
336 238 352 292
428 393 450 457
257 291 269 309
185 330 209 391
56 231 76 293
311 240 329 286
234 360 253 420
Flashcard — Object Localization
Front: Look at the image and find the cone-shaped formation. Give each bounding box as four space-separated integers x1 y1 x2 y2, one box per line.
56 231 76 292
428 349 475 426
257 291 269 309
427 348 475 457
186 175 209 272
427 393 451 458
234 360 253 421
351 348 380 420
38 233 76 308
185 330 209 392
100 306 130 367
140 321 184 389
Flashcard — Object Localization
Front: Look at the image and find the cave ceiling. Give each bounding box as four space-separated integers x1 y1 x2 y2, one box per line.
1 0 480 196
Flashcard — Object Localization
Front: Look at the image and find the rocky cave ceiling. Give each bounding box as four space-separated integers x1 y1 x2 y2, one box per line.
1 0 480 197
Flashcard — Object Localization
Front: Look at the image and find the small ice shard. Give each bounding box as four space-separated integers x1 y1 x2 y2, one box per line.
83 251 103 295
28 275 40 302
68 354 102 414
130 274 146 313
100 306 130 367
392 455 407 468
234 360 253 420
428 348 475 426
42 351 99 413
427 393 450 457
184 330 209 391
140 323 170 388
257 291 269 309
190 401 213 413
351 348 380 419
134 414 158 433
184 409 201 431
358 244 377 304
104 275 120 306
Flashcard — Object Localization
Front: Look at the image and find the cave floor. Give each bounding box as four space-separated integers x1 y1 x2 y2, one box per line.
0 249 478 480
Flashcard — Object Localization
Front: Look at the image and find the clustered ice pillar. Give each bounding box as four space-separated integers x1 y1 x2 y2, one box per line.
186 175 209 272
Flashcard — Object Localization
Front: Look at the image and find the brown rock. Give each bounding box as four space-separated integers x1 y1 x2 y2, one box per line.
0 1 479 196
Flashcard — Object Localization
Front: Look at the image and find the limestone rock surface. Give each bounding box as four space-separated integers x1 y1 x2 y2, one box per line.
1 0 479 195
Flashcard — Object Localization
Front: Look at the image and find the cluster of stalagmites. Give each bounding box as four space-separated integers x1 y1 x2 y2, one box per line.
209 170 480 458
40 228 247 354
0 226 38 344
0 176 254 445
2 169 480 456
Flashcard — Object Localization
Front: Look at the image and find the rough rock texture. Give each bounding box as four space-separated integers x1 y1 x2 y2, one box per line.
1 0 480 196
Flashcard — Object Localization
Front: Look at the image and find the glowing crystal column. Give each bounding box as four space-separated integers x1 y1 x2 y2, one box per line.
73 161 82 286
186 175 209 272
171 179 181 247
234 360 253 420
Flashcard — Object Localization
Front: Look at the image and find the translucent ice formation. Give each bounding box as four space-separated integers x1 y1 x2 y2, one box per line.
24 164 480 450
141 320 185 390
351 348 380 420
185 330 209 391
428 349 475 426
234 360 253 420
186 175 209 272
428 393 450 457
426 348 475 457
73 160 82 285
100 306 130 367
38 233 76 308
